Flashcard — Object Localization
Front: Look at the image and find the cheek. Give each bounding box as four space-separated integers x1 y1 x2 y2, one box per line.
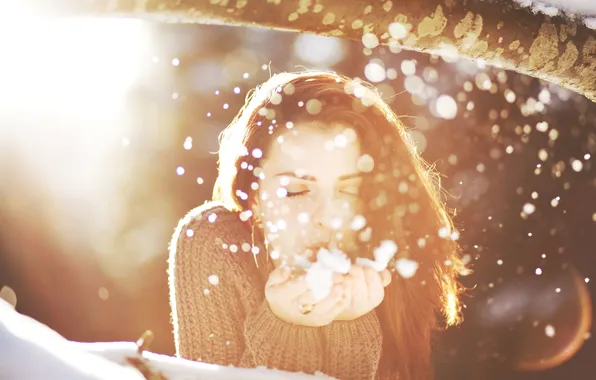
263 197 362 227
282 203 313 237
332 199 364 245
259 199 307 239
260 198 305 223
265 203 330 255
330 197 363 229
341 198 361 216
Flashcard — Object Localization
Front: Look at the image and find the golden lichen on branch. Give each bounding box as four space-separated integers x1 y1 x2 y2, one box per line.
417 4 447 38
529 23 559 70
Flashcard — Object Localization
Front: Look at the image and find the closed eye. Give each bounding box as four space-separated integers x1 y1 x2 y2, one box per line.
287 190 310 197
338 183 360 196
339 189 359 196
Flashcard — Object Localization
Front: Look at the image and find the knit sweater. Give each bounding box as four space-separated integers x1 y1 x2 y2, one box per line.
168 201 388 380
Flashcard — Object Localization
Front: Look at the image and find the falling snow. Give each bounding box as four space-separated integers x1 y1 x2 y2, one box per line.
395 258 419 279
3 4 596 379
304 248 352 301
208 275 220 285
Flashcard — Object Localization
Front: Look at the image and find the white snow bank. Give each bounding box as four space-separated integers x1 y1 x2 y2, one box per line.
514 1 596 16
514 0 596 29
536 0 596 15
0 299 333 380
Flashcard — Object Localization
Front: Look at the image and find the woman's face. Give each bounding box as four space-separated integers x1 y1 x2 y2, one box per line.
254 122 367 265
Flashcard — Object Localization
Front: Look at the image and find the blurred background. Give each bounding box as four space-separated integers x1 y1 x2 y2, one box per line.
0 5 595 380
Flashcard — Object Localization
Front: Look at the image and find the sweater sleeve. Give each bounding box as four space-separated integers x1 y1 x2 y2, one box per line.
168 207 326 374
321 311 384 380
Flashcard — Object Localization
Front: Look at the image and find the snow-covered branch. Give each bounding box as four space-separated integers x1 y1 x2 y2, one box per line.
22 0 596 102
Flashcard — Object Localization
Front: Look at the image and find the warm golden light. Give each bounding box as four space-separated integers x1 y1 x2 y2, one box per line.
0 15 165 284
0 17 150 118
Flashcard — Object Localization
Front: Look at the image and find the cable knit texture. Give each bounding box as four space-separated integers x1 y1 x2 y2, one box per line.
168 201 388 380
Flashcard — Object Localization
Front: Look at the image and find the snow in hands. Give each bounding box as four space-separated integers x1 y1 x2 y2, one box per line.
303 241 398 302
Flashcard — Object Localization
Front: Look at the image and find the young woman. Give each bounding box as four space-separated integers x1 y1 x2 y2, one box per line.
168 71 466 380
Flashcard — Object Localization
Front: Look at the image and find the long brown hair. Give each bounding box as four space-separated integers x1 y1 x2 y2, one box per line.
213 71 467 380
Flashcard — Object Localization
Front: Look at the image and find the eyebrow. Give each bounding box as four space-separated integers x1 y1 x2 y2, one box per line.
274 171 365 181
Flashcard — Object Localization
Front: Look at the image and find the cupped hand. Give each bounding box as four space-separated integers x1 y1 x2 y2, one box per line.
335 265 392 321
265 266 348 327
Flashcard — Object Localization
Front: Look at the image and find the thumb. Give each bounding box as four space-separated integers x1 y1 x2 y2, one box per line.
380 270 392 287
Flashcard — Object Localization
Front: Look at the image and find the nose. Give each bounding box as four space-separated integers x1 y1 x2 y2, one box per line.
311 196 346 231
311 196 329 230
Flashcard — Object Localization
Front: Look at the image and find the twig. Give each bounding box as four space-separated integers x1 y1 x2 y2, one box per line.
125 330 168 380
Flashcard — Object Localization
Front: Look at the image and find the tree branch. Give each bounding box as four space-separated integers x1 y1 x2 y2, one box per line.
28 0 596 101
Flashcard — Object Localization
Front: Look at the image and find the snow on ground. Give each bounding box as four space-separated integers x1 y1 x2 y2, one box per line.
0 299 333 380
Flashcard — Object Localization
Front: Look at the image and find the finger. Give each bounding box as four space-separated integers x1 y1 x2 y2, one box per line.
363 267 385 306
279 276 310 298
313 284 345 314
344 270 367 303
295 289 318 306
380 269 392 287
363 266 383 288
342 281 353 310
267 271 310 300
266 266 292 288
327 295 350 319
347 265 366 294
343 274 358 295
332 273 345 284
349 264 365 278
362 267 383 295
